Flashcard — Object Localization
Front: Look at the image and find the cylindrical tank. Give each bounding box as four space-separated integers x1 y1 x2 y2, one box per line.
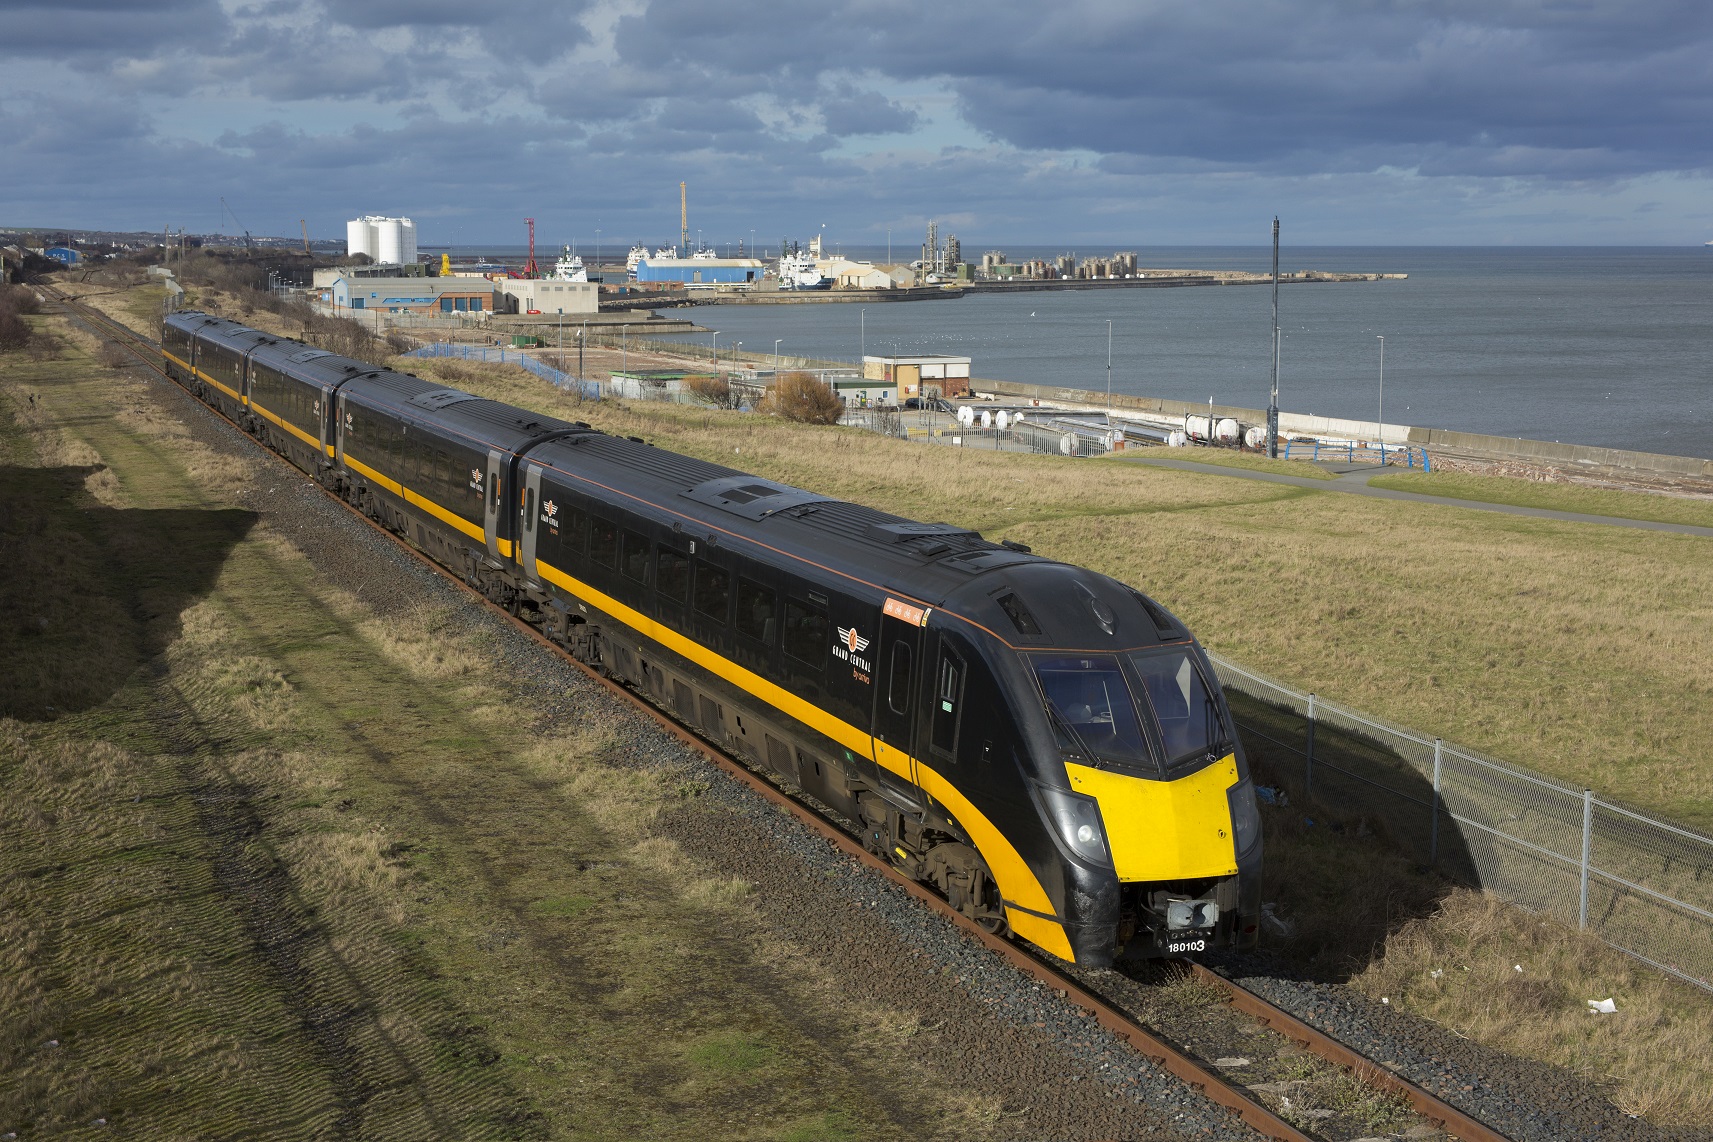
400 218 418 265
1215 417 1240 444
376 218 404 266
1184 414 1213 442
1244 425 1267 449
1168 429 1187 447
346 218 374 260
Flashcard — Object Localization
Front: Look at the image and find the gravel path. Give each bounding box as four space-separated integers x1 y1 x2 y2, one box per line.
123 352 1693 1142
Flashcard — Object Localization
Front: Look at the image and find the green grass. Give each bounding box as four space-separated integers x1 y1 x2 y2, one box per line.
1116 445 1337 478
1371 469 1713 529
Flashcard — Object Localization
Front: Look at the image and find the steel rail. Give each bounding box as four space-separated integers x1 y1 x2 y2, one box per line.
50 289 1512 1142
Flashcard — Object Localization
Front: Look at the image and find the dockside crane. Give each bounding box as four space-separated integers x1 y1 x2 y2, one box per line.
523 217 539 277
680 181 688 257
220 197 254 253
300 220 312 257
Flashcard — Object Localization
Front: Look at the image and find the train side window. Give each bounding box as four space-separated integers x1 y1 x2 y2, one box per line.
693 562 731 623
561 506 587 551
734 577 776 644
621 530 650 582
524 487 536 533
930 650 965 756
656 547 690 603
887 642 913 716
588 518 619 567
782 600 828 669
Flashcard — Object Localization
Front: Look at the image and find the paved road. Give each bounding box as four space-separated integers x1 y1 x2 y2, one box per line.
1118 455 1713 538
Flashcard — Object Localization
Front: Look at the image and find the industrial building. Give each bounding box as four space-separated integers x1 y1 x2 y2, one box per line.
327 274 495 315
491 278 599 316
634 257 764 286
44 246 80 266
346 216 418 265
861 354 972 400
311 262 427 288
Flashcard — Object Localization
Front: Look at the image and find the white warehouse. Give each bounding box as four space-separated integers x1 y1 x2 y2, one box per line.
346 216 418 265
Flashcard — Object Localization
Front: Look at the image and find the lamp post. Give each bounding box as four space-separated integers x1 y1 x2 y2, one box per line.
1267 216 1280 458
711 330 719 367
773 338 782 380
621 324 627 377
860 307 865 359
1106 318 1113 422
1376 334 1385 465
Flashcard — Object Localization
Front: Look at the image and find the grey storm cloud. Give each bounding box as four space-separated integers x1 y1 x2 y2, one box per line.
4 0 1713 241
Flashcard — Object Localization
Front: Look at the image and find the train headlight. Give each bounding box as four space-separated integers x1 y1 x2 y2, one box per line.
1228 778 1261 858
1033 783 1113 868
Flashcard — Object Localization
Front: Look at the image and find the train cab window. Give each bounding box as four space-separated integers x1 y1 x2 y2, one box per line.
1129 650 1230 769
523 487 536 532
621 530 650 582
734 578 776 644
1033 655 1154 771
887 642 913 716
782 600 828 669
693 562 731 623
930 650 964 755
656 547 690 603
589 518 618 567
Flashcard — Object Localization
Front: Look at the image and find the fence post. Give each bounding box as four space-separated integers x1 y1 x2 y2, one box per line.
1304 693 1316 800
1430 738 1442 866
1579 789 1594 930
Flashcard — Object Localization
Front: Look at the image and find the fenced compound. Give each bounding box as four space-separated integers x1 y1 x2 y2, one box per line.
1282 439 1432 470
1207 652 1713 993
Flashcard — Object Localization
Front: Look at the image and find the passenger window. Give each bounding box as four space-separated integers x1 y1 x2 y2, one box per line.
657 548 690 602
588 518 618 566
930 650 964 755
782 600 828 668
524 487 536 532
561 506 587 551
621 530 650 582
693 562 731 622
887 642 913 716
734 578 776 644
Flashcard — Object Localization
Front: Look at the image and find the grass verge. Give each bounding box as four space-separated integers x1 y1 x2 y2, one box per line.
1114 446 1338 479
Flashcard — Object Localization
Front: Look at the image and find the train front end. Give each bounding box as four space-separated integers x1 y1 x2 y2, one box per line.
963 565 1262 966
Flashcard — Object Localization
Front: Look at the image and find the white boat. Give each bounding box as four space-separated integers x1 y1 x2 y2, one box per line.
626 244 648 278
551 245 587 282
777 250 831 290
691 246 719 260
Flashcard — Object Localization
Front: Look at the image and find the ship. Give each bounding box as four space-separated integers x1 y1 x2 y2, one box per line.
776 234 832 290
551 245 588 282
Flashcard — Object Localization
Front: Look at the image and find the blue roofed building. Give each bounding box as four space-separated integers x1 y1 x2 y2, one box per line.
634 257 764 286
44 246 80 265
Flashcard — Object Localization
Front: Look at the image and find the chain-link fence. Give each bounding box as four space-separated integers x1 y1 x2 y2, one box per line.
1206 653 1713 992
403 342 603 400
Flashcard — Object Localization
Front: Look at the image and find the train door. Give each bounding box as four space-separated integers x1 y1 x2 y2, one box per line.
518 462 543 587
871 597 930 811
483 448 504 561
333 390 348 461
317 385 333 459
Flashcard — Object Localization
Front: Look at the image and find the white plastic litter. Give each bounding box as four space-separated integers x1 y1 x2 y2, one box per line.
1214 1057 1252 1068
1381 997 1390 1004
1514 964 1524 972
1430 969 1445 979
1587 998 1617 1014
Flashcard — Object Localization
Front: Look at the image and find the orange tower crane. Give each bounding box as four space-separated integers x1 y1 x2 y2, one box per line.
524 217 539 278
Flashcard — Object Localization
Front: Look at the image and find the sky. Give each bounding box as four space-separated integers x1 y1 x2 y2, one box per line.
4 0 1712 249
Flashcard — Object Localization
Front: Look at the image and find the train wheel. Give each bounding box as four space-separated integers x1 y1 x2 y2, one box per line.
926 842 1008 936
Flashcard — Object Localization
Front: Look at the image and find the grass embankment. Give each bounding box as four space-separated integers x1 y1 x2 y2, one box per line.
0 314 994 1138
399 355 1713 829
1371 469 1713 530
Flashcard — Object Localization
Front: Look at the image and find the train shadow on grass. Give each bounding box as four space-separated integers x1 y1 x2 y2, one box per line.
0 465 256 721
1223 689 1480 983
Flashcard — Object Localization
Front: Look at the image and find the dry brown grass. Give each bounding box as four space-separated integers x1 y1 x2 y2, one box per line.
1355 889 1713 1124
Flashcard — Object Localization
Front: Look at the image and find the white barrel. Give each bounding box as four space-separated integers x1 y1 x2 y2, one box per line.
1168 429 1187 447
1184 414 1213 442
399 218 418 265
376 218 404 266
979 409 992 428
1215 417 1240 444
996 410 1010 430
346 218 374 259
1244 425 1267 449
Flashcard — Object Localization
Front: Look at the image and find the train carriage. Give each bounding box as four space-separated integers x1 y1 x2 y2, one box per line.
160 310 1263 967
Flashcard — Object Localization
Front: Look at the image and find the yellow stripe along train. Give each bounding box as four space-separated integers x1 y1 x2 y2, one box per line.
162 311 1262 965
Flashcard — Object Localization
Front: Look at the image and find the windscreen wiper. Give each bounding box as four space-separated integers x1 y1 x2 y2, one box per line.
1046 699 1103 769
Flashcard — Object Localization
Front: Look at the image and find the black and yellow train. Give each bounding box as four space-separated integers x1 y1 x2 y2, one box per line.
162 311 1262 966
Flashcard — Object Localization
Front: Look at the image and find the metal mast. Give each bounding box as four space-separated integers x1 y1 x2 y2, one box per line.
523 218 539 277
680 182 689 256
1267 217 1280 458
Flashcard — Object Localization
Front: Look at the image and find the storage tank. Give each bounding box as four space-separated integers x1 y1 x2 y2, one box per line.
346 218 375 260
1184 414 1213 442
375 218 404 266
1215 417 1240 444
1244 425 1267 449
399 218 417 265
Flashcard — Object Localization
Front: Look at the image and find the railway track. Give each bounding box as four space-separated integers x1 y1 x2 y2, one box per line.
52 287 1511 1142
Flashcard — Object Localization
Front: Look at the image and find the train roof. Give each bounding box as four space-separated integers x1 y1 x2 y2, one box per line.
341 368 592 454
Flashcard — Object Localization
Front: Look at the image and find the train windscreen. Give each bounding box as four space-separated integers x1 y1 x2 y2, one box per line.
1129 650 1230 769
1032 655 1153 770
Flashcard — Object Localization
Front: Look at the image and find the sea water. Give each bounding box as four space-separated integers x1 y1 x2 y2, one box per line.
663 247 1712 461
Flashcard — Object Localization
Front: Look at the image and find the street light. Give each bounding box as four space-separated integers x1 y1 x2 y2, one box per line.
1376 334 1385 465
711 330 719 366
1106 318 1113 422
860 307 865 359
774 338 782 379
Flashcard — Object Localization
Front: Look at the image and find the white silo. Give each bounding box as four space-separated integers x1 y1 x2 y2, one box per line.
375 218 404 266
399 218 417 265
346 218 375 260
